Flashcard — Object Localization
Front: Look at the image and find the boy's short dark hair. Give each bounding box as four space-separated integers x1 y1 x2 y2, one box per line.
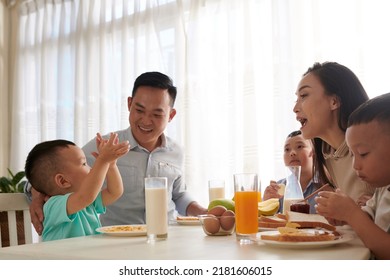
25 140 76 195
348 92 390 131
132 72 177 107
287 130 302 138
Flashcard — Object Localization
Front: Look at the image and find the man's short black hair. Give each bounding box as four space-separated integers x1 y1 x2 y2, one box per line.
132 72 177 107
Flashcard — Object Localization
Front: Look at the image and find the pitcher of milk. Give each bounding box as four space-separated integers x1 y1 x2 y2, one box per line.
282 166 304 215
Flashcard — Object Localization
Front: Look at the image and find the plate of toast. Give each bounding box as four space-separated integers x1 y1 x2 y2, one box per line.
255 211 354 248
254 230 354 249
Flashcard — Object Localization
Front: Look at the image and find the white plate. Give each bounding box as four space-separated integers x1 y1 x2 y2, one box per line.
253 230 355 249
96 224 147 237
176 218 201 225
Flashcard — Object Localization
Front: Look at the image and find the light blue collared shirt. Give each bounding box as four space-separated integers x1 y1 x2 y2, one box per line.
82 127 194 226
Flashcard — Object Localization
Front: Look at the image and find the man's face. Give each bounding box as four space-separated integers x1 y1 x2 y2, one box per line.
128 86 176 151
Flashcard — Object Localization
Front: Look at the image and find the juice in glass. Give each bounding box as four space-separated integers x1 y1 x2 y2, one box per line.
257 191 262 202
233 173 259 243
235 191 259 234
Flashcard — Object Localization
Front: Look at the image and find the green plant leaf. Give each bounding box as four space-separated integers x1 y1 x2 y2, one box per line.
0 169 26 193
12 171 26 186
0 176 11 192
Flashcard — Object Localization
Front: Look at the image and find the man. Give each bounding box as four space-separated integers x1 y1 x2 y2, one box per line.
28 72 207 234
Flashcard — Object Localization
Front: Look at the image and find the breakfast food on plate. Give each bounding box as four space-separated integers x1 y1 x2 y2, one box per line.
286 211 336 231
102 225 146 233
176 216 199 221
258 198 280 216
258 215 288 228
261 222 336 242
276 213 287 219
290 201 310 214
258 211 336 232
260 225 336 242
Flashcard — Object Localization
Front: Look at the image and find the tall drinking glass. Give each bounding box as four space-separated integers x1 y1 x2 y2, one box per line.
145 177 168 242
233 173 259 244
208 179 225 202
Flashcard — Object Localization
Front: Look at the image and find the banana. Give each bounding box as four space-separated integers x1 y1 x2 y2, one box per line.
258 198 280 216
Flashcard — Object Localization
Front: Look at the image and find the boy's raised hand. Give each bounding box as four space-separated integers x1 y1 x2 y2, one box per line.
91 132 130 163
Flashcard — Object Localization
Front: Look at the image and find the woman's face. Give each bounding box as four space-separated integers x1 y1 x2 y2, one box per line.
293 73 340 140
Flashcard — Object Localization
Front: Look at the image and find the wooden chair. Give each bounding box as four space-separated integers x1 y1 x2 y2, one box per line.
0 193 33 247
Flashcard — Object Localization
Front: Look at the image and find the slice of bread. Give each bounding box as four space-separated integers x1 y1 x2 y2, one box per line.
176 216 199 221
261 230 336 242
258 215 287 228
286 211 336 231
259 212 336 231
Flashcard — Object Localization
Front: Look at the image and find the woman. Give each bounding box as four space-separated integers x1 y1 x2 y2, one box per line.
293 62 375 205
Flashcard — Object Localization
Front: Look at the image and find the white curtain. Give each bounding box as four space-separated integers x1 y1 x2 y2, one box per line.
6 0 390 206
0 0 9 175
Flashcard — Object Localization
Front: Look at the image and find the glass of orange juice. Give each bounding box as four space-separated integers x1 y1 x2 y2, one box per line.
233 173 259 244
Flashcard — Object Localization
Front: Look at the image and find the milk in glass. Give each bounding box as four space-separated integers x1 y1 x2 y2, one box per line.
145 177 168 241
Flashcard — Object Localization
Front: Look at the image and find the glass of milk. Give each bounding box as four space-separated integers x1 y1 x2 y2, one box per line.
282 166 304 215
145 177 168 242
208 179 225 202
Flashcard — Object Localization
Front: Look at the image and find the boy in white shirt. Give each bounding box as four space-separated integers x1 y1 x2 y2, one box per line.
315 92 390 259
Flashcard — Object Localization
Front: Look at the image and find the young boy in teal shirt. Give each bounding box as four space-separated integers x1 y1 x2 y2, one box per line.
25 133 129 241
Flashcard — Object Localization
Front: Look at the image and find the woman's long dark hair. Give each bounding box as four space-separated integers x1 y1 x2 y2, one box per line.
303 62 369 186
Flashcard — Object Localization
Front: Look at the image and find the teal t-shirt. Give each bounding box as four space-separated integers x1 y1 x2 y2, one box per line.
42 192 106 241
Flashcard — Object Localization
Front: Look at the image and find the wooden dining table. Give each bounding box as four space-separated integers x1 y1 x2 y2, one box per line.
0 223 370 260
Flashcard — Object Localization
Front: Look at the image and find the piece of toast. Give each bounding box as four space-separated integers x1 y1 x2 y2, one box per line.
259 211 336 231
176 216 199 221
286 211 336 231
261 230 336 242
258 215 287 228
